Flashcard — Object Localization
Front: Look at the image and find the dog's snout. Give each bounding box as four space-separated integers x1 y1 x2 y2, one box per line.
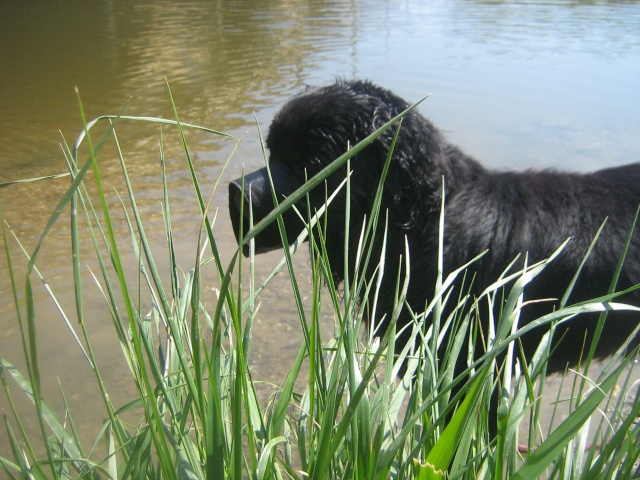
229 179 246 218
228 179 251 256
228 163 307 256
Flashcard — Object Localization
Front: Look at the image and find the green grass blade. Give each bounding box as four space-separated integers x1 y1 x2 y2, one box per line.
2 414 35 477
0 173 70 189
0 358 87 472
510 355 634 480
423 366 490 474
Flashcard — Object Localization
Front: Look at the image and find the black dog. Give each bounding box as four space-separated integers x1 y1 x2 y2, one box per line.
229 79 640 378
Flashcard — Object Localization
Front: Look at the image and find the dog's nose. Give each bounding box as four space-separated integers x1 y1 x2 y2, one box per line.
228 179 250 253
228 164 307 256
229 179 245 219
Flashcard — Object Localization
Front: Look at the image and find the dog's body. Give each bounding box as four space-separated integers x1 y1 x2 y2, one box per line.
229 79 640 376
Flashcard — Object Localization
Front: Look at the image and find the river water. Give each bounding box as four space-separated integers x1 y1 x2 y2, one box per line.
1 0 639 455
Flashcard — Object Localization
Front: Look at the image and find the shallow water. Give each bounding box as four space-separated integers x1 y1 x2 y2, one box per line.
0 0 639 456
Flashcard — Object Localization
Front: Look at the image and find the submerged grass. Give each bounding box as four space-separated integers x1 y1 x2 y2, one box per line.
1 89 639 479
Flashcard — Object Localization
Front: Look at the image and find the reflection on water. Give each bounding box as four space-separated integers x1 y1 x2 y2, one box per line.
0 0 638 454
0 0 361 172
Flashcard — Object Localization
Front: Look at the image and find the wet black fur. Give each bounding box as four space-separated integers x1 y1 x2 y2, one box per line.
229 79 640 379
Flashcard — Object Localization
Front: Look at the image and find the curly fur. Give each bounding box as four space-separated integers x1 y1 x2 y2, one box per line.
229 79 640 374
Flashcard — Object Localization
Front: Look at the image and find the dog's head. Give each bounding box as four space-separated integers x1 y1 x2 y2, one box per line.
229 80 441 257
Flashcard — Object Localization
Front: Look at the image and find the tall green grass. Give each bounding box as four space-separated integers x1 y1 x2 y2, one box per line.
1 89 639 479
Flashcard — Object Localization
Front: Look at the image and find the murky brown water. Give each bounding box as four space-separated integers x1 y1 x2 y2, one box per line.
1 0 639 457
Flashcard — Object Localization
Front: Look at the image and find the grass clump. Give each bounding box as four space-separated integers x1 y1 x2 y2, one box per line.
0 88 639 479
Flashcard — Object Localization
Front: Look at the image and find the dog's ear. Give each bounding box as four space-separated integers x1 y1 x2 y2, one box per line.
364 110 445 229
